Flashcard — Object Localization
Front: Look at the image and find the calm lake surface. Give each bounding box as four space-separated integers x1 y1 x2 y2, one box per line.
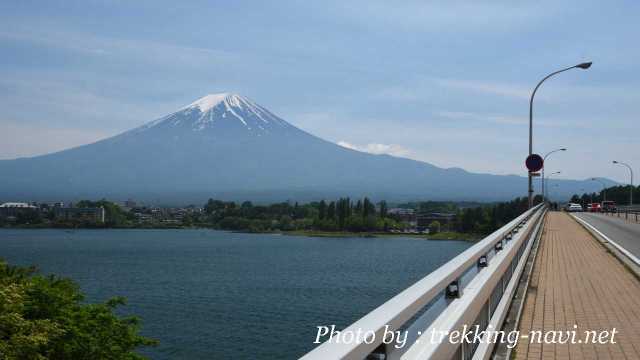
0 229 471 359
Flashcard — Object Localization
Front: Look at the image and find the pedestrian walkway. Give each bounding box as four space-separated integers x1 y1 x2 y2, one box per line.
514 212 640 359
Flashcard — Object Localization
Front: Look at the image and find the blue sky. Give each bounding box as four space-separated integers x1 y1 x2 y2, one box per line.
1 0 638 184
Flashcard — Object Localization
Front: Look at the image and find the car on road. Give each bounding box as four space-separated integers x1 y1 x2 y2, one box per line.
565 203 583 212
601 201 617 213
587 203 602 212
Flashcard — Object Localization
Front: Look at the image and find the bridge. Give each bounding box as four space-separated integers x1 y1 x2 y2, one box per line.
302 206 640 360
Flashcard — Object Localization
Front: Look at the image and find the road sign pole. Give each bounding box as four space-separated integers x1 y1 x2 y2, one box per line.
526 154 544 208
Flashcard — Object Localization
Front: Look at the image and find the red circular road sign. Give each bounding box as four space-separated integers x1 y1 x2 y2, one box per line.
525 154 544 172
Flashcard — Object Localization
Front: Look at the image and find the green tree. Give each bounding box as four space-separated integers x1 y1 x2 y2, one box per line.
428 221 441 234
204 199 226 214
0 260 156 359
182 213 194 226
318 200 327 220
378 200 388 218
76 199 131 227
336 198 351 229
327 202 336 220
354 200 363 216
363 198 374 218
279 215 293 231
15 209 42 225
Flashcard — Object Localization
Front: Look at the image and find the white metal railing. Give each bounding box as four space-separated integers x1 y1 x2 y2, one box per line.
604 207 640 223
616 205 640 211
301 204 545 360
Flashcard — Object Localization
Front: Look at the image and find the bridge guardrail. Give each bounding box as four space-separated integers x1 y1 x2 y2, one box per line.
616 205 640 210
302 204 545 360
603 208 640 223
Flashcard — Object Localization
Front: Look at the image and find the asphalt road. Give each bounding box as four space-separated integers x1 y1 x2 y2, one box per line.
574 212 640 260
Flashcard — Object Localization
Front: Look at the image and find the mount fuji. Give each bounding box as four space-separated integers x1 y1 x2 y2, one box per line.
0 93 613 203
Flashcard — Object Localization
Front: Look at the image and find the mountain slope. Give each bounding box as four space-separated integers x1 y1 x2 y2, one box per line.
0 93 615 203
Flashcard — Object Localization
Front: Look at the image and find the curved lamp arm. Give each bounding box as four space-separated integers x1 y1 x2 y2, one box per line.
613 160 634 205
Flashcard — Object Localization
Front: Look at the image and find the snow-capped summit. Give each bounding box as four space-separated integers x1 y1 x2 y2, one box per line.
135 93 291 134
184 93 230 112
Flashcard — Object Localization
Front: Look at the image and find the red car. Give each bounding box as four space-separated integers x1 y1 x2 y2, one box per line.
587 203 602 212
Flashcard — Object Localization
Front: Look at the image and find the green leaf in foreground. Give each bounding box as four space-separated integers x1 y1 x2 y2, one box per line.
0 260 157 359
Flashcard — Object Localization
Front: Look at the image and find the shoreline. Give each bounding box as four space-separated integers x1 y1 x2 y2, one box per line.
1 225 480 242
279 230 479 241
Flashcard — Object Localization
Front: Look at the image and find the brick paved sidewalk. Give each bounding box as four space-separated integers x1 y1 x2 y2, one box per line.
514 212 640 359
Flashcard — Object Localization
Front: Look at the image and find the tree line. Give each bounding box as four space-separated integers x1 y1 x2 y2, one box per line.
203 197 398 233
204 196 541 235
570 185 640 206
450 195 542 235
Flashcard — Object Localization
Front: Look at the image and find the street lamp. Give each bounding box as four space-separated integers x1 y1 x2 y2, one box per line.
613 160 634 206
591 177 607 202
545 171 561 200
528 62 592 208
541 148 567 203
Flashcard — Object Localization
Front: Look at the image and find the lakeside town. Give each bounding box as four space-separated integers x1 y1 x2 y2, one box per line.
3 184 634 237
0 199 203 228
0 196 540 240
0 198 453 232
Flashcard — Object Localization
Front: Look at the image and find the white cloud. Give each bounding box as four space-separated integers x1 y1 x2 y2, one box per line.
337 141 413 158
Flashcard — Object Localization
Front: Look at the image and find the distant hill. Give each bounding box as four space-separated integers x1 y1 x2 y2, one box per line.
0 93 617 204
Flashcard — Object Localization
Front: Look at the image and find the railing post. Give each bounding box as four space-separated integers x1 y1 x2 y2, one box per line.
446 280 461 299
478 255 488 268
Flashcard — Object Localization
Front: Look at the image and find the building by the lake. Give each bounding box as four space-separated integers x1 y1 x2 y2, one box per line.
0 202 38 219
53 207 106 223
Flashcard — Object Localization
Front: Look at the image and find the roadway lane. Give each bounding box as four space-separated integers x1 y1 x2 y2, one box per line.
574 212 640 259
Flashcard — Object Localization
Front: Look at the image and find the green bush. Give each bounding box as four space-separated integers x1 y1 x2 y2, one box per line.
428 221 441 234
0 260 156 359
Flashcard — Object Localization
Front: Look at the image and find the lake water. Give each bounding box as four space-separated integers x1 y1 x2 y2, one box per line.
0 229 471 359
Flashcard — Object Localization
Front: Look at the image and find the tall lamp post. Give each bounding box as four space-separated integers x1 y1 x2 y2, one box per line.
545 171 561 200
542 148 567 203
591 178 607 202
613 160 634 206
528 62 592 208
